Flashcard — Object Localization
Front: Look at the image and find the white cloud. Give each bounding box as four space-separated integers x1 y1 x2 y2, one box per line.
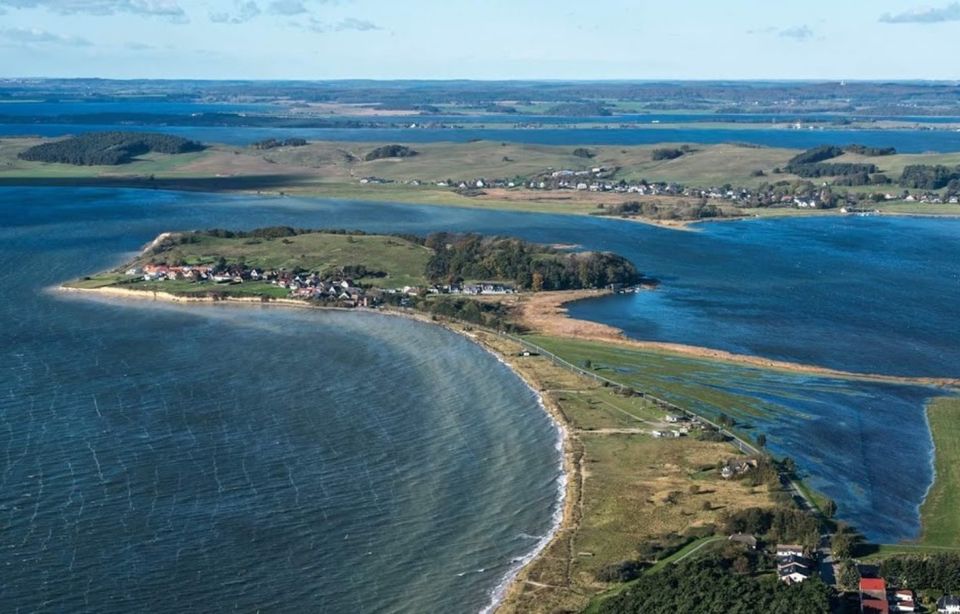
210 0 260 23
778 25 814 40
268 0 305 15
879 2 960 23
0 26 92 45
335 17 378 31
0 0 187 21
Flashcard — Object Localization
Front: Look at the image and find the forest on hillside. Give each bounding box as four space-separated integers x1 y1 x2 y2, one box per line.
18 132 205 165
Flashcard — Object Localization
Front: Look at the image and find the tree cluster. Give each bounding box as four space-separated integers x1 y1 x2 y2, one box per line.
602 199 724 220
597 556 831 614
844 144 897 156
18 131 204 166
720 507 820 550
422 233 641 290
652 147 686 161
880 554 960 592
899 164 960 189
789 162 879 178
413 296 515 330
364 144 418 161
251 138 308 150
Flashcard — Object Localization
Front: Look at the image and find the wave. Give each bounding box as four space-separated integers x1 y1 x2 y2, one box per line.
478 378 567 614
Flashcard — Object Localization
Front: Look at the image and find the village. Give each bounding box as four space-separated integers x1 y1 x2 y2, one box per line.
359 165 959 211
126 262 516 307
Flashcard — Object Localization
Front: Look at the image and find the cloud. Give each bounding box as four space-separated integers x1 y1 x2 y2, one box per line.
879 2 960 23
778 25 814 40
0 26 91 46
210 0 260 23
334 17 378 31
268 0 305 15
0 0 187 21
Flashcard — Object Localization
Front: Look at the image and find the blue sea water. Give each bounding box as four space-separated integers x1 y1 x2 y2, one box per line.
1 187 957 610
0 188 564 612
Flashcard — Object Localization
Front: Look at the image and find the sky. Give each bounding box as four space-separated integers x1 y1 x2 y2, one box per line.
0 0 958 80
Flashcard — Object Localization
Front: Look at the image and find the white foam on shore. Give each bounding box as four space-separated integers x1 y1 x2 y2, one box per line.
916 396 940 536
476 350 568 614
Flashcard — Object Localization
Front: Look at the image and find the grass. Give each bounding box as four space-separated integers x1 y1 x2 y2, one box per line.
131 232 433 289
918 397 960 547
476 332 778 614
522 334 773 421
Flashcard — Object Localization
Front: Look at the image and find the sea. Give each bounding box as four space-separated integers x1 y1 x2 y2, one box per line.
2 115 960 608
2 100 960 151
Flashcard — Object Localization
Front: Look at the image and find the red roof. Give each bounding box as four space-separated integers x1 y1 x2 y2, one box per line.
860 597 889 614
860 578 887 592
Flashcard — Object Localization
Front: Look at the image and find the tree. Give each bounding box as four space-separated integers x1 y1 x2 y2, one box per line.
832 531 854 560
531 271 544 292
838 561 861 591
583 359 593 370
823 499 837 519
756 433 767 448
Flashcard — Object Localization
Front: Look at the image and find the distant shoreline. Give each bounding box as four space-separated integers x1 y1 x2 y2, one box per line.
3 178 960 232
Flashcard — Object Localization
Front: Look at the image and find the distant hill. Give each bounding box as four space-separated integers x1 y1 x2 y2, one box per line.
18 132 205 166
544 102 612 117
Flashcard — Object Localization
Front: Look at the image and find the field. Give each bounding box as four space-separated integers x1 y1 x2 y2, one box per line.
475 332 778 614
4 137 960 226
131 232 432 288
918 397 960 548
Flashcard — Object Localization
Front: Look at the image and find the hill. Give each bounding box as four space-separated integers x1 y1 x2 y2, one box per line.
18 132 205 166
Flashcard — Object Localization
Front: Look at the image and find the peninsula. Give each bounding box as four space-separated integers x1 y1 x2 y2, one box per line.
63 226 960 613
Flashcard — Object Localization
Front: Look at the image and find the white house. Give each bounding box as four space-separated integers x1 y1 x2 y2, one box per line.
938 595 960 614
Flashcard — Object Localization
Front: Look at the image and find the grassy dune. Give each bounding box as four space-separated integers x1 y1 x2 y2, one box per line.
131 232 433 289
919 397 960 547
478 332 777 614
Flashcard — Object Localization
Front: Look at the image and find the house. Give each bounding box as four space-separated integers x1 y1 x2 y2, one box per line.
776 544 805 560
938 595 960 614
776 551 815 584
778 562 812 584
728 533 757 549
891 589 915 612
860 578 889 614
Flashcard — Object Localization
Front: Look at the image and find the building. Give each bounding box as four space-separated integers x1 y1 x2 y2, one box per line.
776 544 805 559
778 561 812 584
938 595 960 614
728 533 757 549
891 589 915 612
860 577 889 614
776 551 815 584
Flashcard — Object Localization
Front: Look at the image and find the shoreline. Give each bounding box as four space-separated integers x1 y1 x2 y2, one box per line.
54 283 577 614
5 180 960 232
515 289 960 390
54 282 959 608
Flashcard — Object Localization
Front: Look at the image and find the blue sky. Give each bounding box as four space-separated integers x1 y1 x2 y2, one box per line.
0 0 958 79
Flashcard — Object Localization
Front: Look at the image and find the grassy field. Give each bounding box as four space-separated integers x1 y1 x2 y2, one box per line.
4 137 959 225
130 232 433 288
918 397 960 548
477 332 778 614
522 334 776 422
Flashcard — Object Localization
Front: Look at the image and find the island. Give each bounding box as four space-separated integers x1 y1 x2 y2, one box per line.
4 133 960 228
